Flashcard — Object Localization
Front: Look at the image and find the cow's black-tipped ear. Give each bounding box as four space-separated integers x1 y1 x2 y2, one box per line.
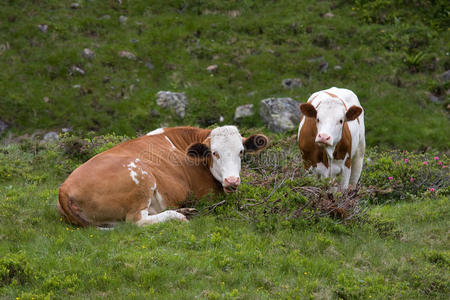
243 134 269 153
346 105 362 121
300 103 317 118
187 143 211 158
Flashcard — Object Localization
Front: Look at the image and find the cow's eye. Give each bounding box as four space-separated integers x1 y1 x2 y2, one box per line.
213 151 220 159
239 150 244 157
316 118 319 123
339 120 343 124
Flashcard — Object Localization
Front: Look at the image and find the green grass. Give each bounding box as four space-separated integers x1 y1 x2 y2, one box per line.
0 136 448 299
0 0 449 150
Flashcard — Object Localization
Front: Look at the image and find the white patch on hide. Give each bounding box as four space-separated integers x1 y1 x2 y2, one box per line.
147 128 164 136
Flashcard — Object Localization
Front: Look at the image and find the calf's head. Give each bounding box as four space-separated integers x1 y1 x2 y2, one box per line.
187 126 268 193
300 100 362 147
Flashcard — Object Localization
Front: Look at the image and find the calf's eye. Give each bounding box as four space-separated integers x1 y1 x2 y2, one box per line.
339 120 343 124
316 118 320 123
213 151 220 159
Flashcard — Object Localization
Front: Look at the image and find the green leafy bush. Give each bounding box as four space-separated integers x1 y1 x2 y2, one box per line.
362 149 448 203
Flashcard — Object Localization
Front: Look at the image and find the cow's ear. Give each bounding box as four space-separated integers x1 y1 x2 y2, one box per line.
346 106 362 121
187 143 211 159
300 103 317 118
243 134 269 153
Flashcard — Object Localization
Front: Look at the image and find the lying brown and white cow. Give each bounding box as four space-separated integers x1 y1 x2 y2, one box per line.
297 87 365 189
58 126 268 227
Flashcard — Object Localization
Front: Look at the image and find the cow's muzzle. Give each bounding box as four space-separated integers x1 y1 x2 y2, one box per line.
315 133 332 146
223 176 240 193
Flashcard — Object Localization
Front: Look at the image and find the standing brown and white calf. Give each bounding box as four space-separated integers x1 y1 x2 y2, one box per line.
58 126 268 227
297 87 365 189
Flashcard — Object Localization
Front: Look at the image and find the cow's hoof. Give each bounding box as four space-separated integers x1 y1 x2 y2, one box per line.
176 207 198 219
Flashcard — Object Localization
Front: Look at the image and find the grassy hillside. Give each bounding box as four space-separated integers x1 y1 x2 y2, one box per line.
0 134 448 299
0 0 449 150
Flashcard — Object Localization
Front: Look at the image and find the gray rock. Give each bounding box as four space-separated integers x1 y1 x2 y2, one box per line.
99 15 111 20
82 48 95 59
440 70 450 82
156 91 188 119
334 65 342 70
282 78 302 89
234 104 255 122
43 131 59 142
62 128 72 133
145 61 154 70
319 61 329 72
324 12 334 18
70 3 80 9
119 16 128 24
259 97 301 133
206 65 218 73
427 92 442 104
0 120 8 135
118 51 137 60
70 66 85 75
38 24 48 33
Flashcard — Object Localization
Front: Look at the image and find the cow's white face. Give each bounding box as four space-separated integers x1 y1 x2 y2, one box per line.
315 100 347 146
187 125 269 193
209 126 244 192
300 100 362 148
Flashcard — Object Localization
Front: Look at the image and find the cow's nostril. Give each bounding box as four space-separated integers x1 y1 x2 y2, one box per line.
326 136 330 140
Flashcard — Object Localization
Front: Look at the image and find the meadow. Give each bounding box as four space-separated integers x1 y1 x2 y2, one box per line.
0 0 449 299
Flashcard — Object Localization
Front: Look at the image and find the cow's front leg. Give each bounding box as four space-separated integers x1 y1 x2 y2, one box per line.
128 209 188 226
339 165 351 190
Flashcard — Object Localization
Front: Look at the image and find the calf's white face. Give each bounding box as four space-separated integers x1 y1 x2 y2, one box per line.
187 125 268 193
300 100 362 147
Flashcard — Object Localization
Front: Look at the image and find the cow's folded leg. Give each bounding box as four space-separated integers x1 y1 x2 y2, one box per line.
130 209 188 226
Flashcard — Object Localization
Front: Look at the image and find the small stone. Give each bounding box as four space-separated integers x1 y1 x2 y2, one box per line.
118 51 137 60
156 91 188 119
282 78 302 89
324 12 334 18
70 3 80 9
319 61 329 72
99 15 111 20
229 10 241 18
43 96 51 103
440 70 450 82
0 120 8 135
70 66 85 75
150 109 160 118
130 39 139 43
72 85 81 89
219 115 225 123
119 16 128 23
43 132 59 142
145 61 154 70
82 48 95 59
38 24 48 33
427 92 442 104
234 104 255 122
247 91 257 97
62 128 72 133
206 64 218 73
334 65 342 70
447 104 450 111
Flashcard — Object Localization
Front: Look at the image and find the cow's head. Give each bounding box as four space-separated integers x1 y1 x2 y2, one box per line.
300 100 362 147
187 126 268 193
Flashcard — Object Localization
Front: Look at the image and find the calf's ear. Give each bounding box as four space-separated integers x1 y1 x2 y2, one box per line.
345 105 362 121
243 134 269 153
300 103 317 118
187 143 211 159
